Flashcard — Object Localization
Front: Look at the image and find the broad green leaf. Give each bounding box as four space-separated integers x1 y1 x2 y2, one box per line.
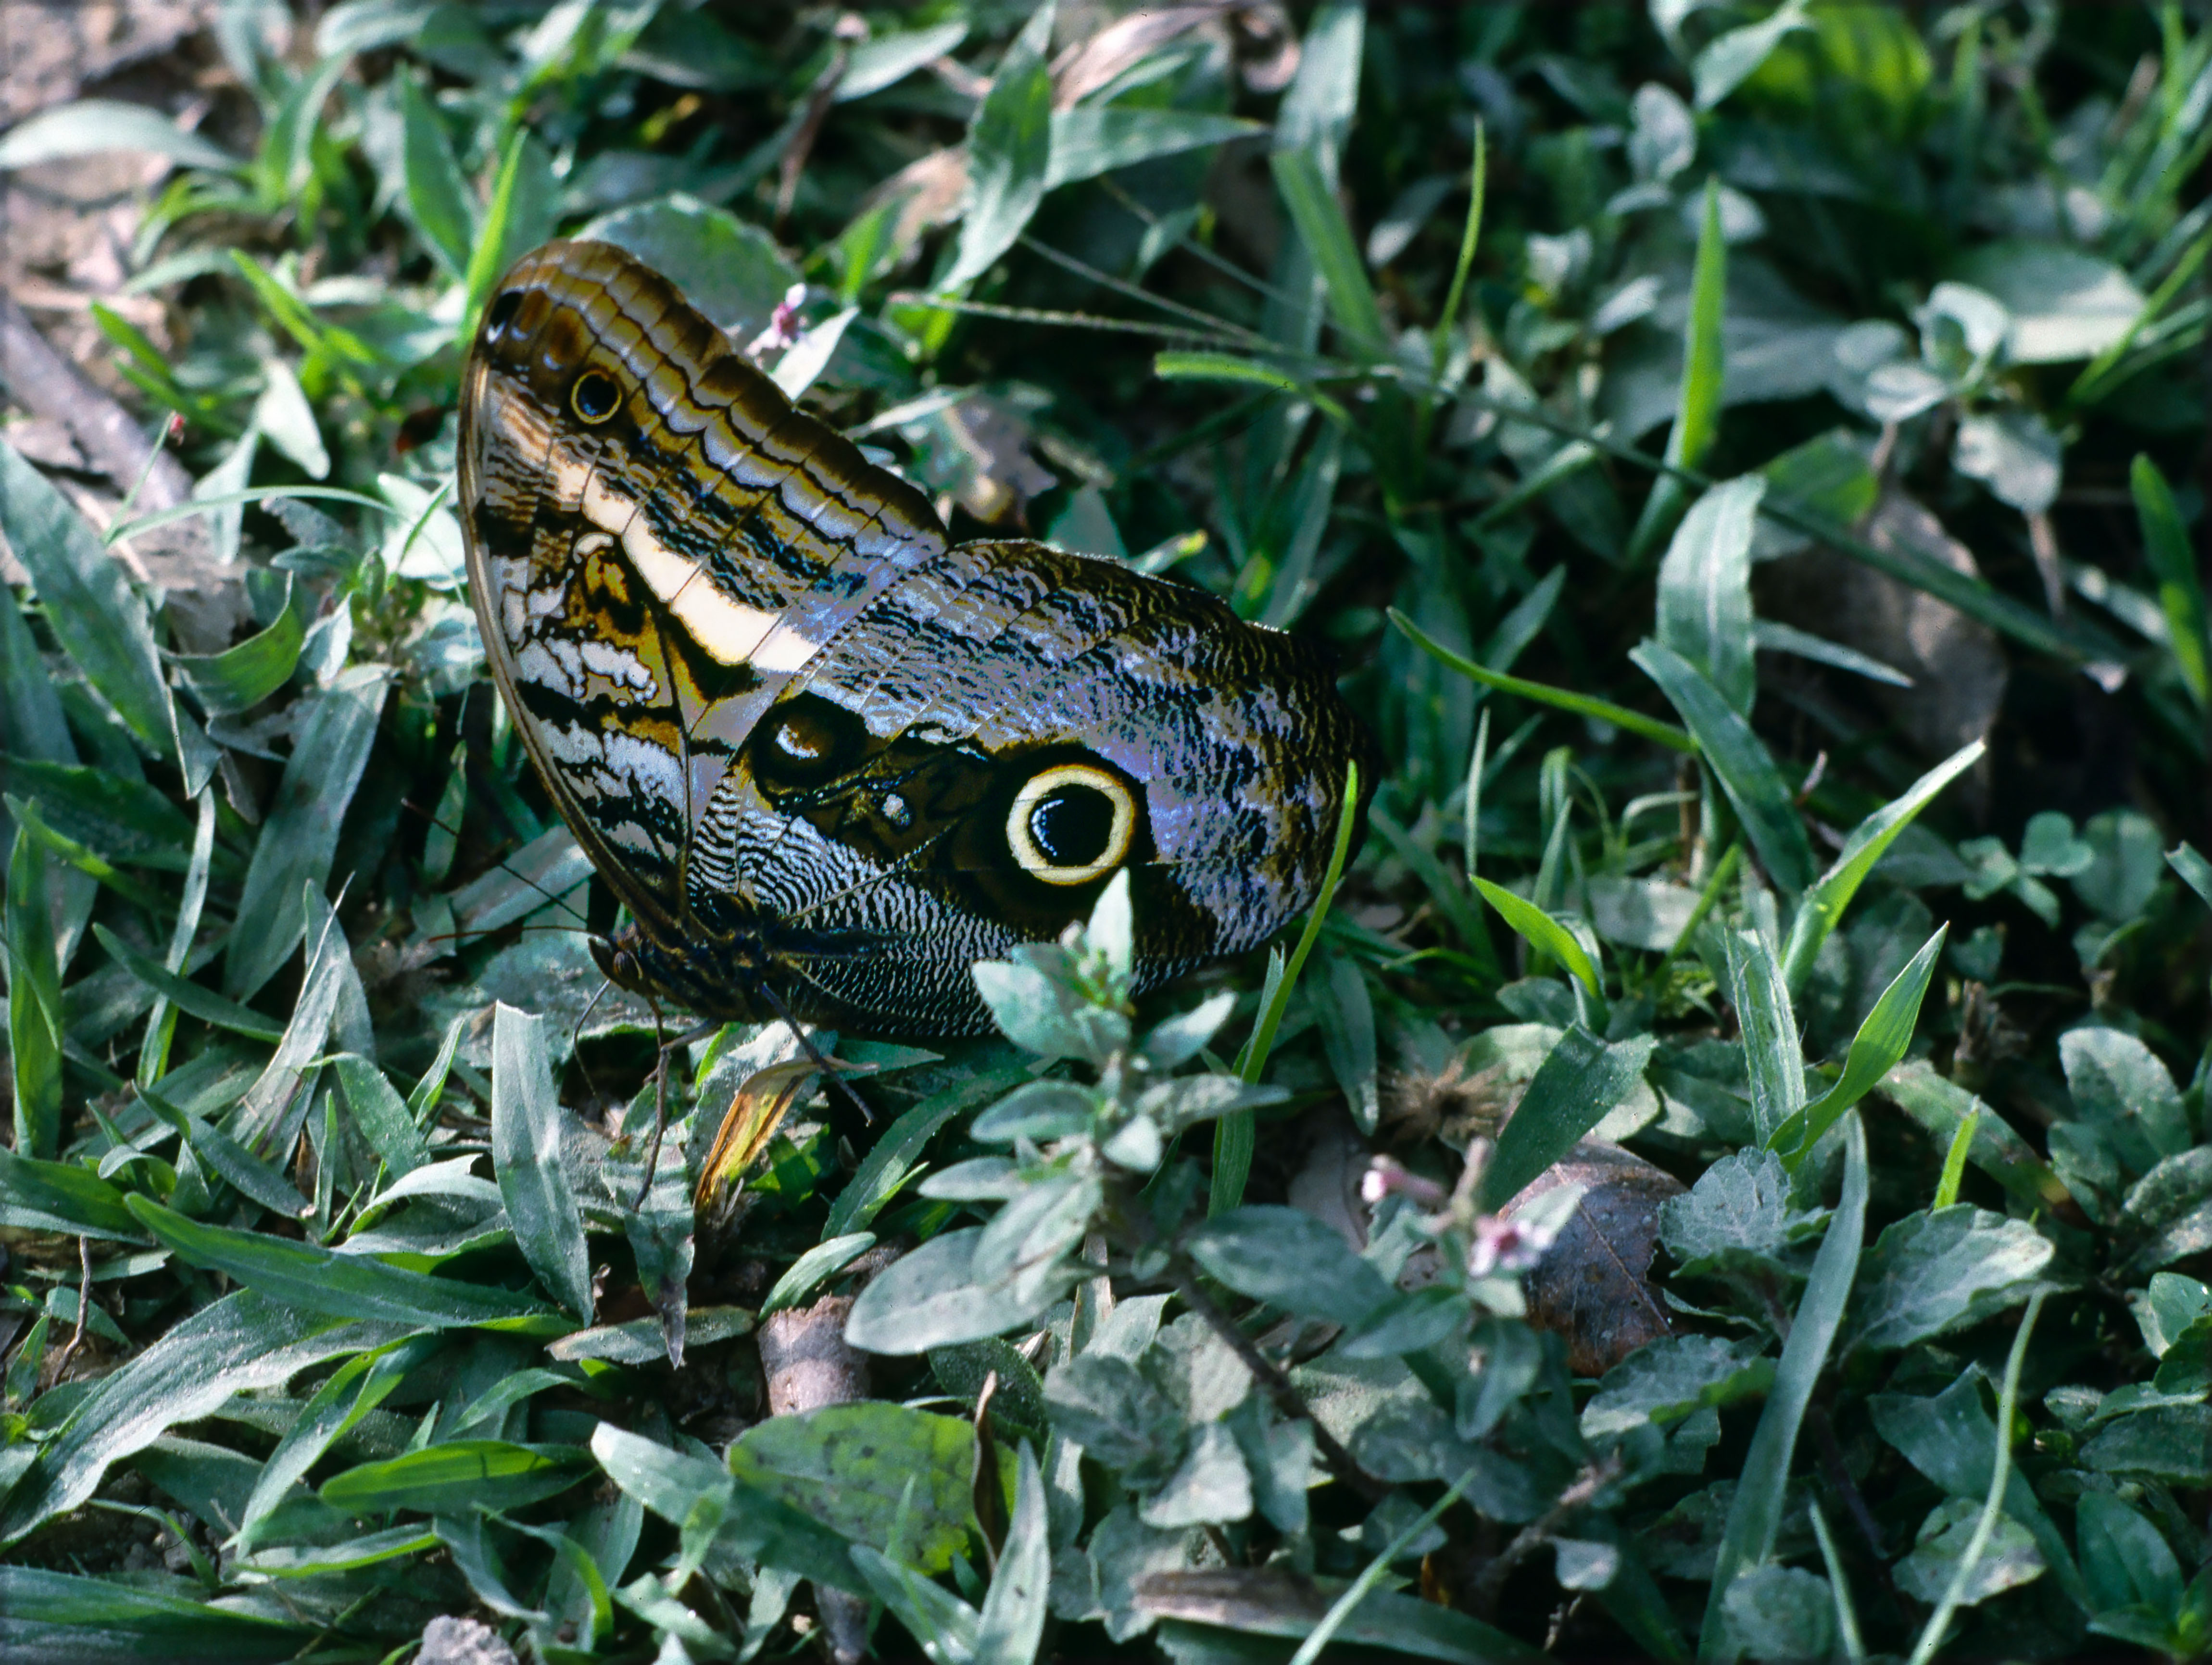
826 1063 1027 1237
1472 876 1601 995
491 1003 593 1321
233 1339 427 1554
1775 927 1947 1162
0 1566 306 1661
0 99 244 172
1867 1373 2085 1608
837 22 968 100
395 66 472 279
1848 1206 2053 1353
583 196 799 338
2170 841 2212 913
1271 146 1386 354
1581 1335 1773 1440
223 664 391 999
94 924 284 1042
251 360 327 480
1658 1148 1805 1275
2075 1493 2184 1617
1779 741 1984 994
975 1441 1051 1662
844 1227 1056 1354
6 826 62 1156
465 127 559 327
942 1 1055 292
166 581 304 716
1634 638 1815 893
761 1232 876 1316
1655 476 1763 715
1701 1114 1867 1660
0 443 173 756
1693 0 1814 107
0 1144 145 1241
1480 1027 1657 1209
2060 1025 2191 1171
126 1196 547 1327
1184 1206 1395 1328
320 1440 591 1515
731 1402 980 1574
1949 240 2145 363
0 1290 412 1544
2133 454 2209 712
1394 608 1695 752
621 1423 869 1591
1047 109 1263 189
1629 178 1729 559
330 1052 428 1177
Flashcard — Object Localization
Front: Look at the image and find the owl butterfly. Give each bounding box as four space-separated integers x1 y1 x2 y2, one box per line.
459 239 1375 1039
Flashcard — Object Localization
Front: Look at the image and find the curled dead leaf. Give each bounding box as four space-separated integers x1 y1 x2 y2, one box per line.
1501 1140 1684 1376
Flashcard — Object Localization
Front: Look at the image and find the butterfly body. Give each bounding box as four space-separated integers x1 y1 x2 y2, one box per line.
460 239 1374 1036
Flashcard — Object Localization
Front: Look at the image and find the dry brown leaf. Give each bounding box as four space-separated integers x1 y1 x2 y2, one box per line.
1763 489 2006 806
1501 1139 1684 1376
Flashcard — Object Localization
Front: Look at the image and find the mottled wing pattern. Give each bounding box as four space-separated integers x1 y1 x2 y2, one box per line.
458 240 944 939
459 238 1376 1035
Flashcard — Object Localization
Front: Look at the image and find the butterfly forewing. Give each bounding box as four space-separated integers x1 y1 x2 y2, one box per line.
460 238 1376 1035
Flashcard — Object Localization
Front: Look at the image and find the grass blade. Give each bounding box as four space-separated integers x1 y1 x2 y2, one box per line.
1634 640 1815 892
1472 876 1601 996
1629 178 1728 563
1773 927 1947 1165
1393 609 1695 752
1903 1292 2048 1665
126 1196 547 1327
492 1003 594 1322
1480 1027 1656 1210
1724 927 1804 1147
1271 146 1387 354
1779 740 1983 994
1655 477 1763 716
974 1442 1050 1662
6 827 63 1156
2132 453 2210 712
0 1289 413 1544
0 442 173 757
941 0 1055 293
1700 1114 1869 1661
1216 758 1360 1214
223 665 391 1000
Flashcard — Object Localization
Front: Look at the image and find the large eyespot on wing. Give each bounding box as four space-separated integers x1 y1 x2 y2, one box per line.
1005 763 1135 887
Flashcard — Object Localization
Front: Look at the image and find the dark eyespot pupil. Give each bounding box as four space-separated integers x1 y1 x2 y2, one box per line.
1030 786 1114 867
487 289 524 335
572 371 619 421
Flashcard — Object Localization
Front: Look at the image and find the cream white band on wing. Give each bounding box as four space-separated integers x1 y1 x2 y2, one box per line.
1006 763 1135 887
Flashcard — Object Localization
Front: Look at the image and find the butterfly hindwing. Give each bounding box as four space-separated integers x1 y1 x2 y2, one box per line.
459 238 1376 1035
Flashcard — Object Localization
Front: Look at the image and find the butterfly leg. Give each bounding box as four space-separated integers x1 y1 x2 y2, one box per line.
753 977 874 1126
629 1000 716 1212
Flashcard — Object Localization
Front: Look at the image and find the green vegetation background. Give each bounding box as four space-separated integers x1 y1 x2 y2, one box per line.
0 3 2209 1662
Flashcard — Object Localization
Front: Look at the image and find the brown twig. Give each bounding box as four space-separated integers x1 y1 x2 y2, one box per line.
50 1238 93 1377
774 16 865 232
1470 1454 1618 1620
1168 1259 1387 1503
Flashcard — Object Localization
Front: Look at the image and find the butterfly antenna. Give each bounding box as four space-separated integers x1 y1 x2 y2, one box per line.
571 977 613 1107
754 978 874 1126
399 797 592 928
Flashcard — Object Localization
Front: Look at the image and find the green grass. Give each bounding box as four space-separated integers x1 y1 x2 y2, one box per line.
1 4 2209 1662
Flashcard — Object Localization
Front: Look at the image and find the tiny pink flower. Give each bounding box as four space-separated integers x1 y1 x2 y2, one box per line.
1467 1211 1558 1279
746 283 809 360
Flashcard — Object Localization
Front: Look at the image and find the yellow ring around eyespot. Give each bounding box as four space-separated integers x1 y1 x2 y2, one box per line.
571 370 620 425
1006 763 1135 887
